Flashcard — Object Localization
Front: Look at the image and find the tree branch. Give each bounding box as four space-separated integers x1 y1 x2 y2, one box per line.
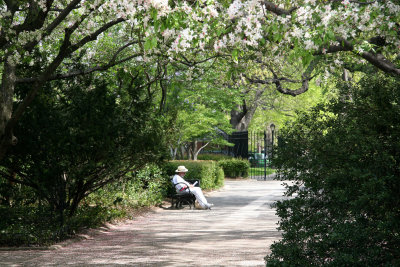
315 37 400 76
328 0 376 4
22 0 89 52
176 54 230 67
16 47 140 83
69 18 125 53
261 1 298 15
44 0 82 38
244 60 318 96
5 17 126 145
360 51 400 76
12 0 54 35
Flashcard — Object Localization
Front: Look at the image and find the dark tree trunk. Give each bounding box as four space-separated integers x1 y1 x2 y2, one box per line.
230 88 265 131
0 60 17 159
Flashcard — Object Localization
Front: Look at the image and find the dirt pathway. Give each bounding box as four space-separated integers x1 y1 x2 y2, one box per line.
0 179 287 267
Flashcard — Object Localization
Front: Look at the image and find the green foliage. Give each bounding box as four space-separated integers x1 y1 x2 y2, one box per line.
0 203 113 246
197 153 233 161
213 165 225 188
164 59 238 159
265 74 400 266
0 164 168 246
218 159 250 178
163 160 224 189
86 164 168 212
249 79 332 132
1 66 169 224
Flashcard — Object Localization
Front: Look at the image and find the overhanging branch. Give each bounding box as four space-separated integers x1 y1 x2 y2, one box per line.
17 43 140 83
315 37 400 76
262 1 298 15
244 59 318 96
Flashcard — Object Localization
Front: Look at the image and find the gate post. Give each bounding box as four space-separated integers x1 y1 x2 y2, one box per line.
263 130 267 180
270 124 275 169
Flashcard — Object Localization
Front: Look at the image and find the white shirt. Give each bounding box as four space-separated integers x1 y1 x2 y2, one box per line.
172 174 190 192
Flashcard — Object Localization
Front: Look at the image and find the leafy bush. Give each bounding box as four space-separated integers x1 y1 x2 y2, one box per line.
163 160 224 189
213 166 225 188
0 164 168 246
0 205 109 246
265 75 400 266
197 153 233 161
218 159 250 178
1 67 169 225
86 164 168 213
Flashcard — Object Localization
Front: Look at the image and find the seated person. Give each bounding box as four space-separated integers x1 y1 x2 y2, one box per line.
172 165 214 210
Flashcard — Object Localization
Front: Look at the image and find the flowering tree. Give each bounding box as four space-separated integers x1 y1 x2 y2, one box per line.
1 0 399 160
153 0 400 129
0 0 182 160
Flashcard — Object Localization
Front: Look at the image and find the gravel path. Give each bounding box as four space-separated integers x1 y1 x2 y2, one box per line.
0 179 287 267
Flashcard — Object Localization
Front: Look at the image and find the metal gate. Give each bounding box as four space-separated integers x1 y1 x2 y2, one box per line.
228 131 248 159
227 128 277 180
248 129 277 180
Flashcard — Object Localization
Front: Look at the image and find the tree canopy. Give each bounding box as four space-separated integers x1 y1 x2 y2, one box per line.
1 0 400 160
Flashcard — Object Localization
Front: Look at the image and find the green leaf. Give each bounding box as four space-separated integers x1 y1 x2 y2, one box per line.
150 8 158 21
144 38 152 50
151 36 157 48
326 30 335 40
154 20 160 31
144 36 158 50
302 53 313 67
232 49 239 63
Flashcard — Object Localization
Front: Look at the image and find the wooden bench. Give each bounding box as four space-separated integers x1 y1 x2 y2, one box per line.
170 179 200 209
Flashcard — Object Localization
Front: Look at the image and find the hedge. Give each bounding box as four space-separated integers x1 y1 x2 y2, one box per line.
218 158 250 178
197 153 233 161
163 160 224 189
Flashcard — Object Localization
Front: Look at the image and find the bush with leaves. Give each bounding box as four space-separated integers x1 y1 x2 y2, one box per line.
197 153 233 161
0 68 170 227
86 164 169 213
163 160 224 189
218 159 250 178
266 75 400 266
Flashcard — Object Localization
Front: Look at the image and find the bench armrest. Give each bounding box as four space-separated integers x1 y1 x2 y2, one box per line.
172 181 193 194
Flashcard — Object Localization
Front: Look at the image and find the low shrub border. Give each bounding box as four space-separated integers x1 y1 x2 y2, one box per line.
197 154 233 161
218 158 250 178
163 160 224 190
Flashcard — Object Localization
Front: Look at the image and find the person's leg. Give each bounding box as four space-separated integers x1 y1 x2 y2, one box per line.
191 187 210 209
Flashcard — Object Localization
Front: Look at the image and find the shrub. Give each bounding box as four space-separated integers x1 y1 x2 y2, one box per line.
218 159 250 178
0 205 110 246
0 164 168 246
86 164 168 213
265 75 400 266
163 160 224 189
197 153 233 161
213 166 225 188
2 71 169 224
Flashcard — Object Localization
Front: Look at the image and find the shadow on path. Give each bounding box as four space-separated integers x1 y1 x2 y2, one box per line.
0 179 288 267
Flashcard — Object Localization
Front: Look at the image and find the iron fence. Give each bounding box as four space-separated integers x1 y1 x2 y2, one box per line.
248 130 276 180
198 129 277 180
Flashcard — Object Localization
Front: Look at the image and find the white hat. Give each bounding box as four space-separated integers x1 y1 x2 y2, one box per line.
175 165 188 173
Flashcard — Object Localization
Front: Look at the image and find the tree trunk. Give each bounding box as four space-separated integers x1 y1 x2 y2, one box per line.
230 87 266 131
192 140 209 160
230 101 259 131
230 106 258 131
0 59 17 159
